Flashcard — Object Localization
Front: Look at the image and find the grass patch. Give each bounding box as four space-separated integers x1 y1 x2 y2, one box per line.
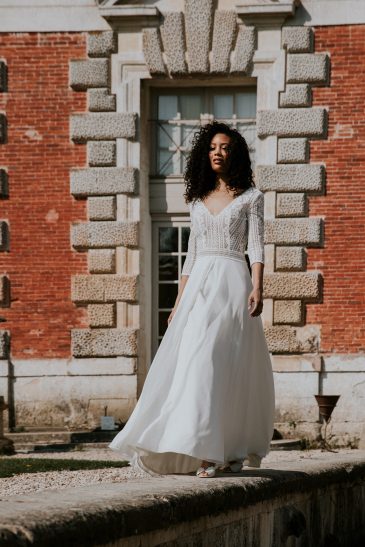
0 458 129 478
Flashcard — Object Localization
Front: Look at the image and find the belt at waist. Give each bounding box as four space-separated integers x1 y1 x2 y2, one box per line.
196 249 247 262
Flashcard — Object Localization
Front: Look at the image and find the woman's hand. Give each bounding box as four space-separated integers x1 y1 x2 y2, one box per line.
248 288 263 317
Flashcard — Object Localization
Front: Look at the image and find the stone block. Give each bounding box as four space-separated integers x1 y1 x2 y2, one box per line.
142 28 166 75
71 328 138 357
87 196 116 221
87 141 116 167
257 108 327 138
264 272 322 301
71 167 137 197
211 11 237 73
277 138 309 164
274 300 303 325
279 84 311 107
185 0 213 73
0 114 6 143
0 61 7 92
69 59 109 91
276 193 307 217
256 164 324 193
275 246 307 272
70 112 136 143
0 276 10 307
88 304 115 328
0 170 8 198
88 250 115 274
87 31 117 58
230 25 255 74
265 218 322 246
0 330 10 358
160 12 187 75
287 53 330 85
282 26 313 53
72 274 137 303
87 88 116 112
71 221 138 249
0 221 9 251
264 325 319 353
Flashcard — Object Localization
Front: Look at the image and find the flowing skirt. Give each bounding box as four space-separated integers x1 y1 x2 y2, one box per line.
109 254 275 476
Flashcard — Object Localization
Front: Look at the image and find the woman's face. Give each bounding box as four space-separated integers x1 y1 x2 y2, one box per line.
208 133 232 174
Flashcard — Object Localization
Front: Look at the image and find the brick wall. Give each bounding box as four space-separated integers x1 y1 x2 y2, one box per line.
307 25 365 352
0 33 88 359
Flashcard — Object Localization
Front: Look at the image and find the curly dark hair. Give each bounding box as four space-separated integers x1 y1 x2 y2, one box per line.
183 121 255 203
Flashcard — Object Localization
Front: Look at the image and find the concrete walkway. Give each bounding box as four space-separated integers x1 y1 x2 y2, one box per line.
0 450 364 546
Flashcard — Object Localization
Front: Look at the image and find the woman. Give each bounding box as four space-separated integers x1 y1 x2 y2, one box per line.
109 121 275 478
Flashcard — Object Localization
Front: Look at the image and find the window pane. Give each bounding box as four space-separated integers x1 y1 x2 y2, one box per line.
158 95 178 119
213 95 233 118
159 227 178 252
159 256 178 280
159 311 170 336
159 284 178 308
157 150 174 175
158 123 174 148
236 92 256 118
181 227 190 252
180 95 202 119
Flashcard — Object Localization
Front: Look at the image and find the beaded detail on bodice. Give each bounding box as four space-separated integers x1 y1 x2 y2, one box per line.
181 187 265 276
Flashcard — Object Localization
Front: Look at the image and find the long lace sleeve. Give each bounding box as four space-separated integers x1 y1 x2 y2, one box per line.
181 226 197 276
247 190 265 265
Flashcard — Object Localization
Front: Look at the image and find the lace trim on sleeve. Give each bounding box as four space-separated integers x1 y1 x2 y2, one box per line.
247 190 265 265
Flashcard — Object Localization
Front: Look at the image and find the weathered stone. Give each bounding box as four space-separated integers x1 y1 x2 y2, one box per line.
257 108 327 138
279 84 311 107
87 141 116 167
256 164 324 193
87 197 116 221
277 138 309 164
276 193 307 217
0 114 6 143
287 53 330 85
276 246 306 272
264 272 322 301
72 274 137 303
88 249 115 274
69 59 109 91
0 330 10 359
0 170 9 198
88 304 115 328
282 26 313 53
0 61 7 92
265 218 322 246
230 25 255 73
274 300 303 325
211 11 237 73
71 328 138 357
265 325 319 353
0 276 10 307
0 222 9 251
185 0 213 73
71 167 137 197
70 112 136 143
71 221 138 249
87 88 116 112
160 12 187 75
142 28 166 75
87 31 117 58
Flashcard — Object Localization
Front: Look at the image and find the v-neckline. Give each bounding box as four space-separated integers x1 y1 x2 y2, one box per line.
200 193 242 218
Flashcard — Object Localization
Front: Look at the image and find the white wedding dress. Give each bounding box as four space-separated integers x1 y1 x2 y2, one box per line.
109 187 275 476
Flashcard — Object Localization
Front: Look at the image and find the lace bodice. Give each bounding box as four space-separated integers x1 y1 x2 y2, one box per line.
181 187 265 276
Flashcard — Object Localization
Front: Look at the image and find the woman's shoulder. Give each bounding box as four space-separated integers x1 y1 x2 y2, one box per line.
241 186 264 203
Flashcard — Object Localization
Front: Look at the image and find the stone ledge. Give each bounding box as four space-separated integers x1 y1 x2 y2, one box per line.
88 303 116 328
88 250 115 274
87 88 116 113
71 221 138 249
264 325 320 353
257 164 324 193
279 84 311 108
69 59 109 91
257 108 327 138
210 10 237 74
87 141 116 167
72 274 137 303
277 138 309 164
264 218 323 246
87 31 117 58
275 246 307 272
142 28 166 75
282 26 313 53
0 455 364 546
71 328 138 357
287 53 330 85
230 25 255 74
273 300 303 325
70 112 136 143
71 167 137 197
160 12 187 75
276 193 307 217
87 197 116 221
264 272 322 301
